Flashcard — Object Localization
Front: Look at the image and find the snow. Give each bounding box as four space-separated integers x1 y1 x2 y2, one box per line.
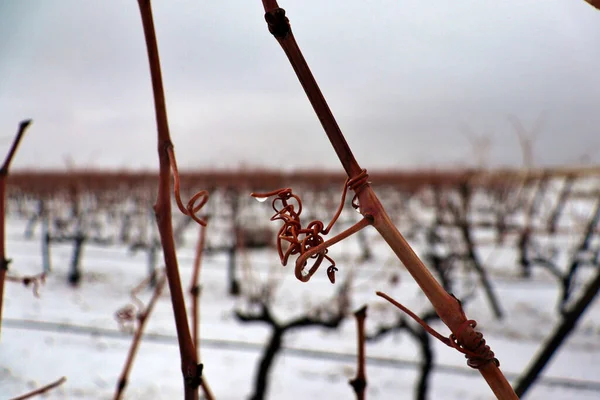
2 191 600 400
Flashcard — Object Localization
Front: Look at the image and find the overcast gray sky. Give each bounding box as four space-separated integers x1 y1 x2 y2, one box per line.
1 1 600 171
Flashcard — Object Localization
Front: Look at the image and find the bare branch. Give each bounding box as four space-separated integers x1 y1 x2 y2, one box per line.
136 1 201 397
10 376 66 400
189 225 214 400
114 272 167 400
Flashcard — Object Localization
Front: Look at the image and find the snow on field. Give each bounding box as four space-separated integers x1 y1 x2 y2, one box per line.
2 213 600 399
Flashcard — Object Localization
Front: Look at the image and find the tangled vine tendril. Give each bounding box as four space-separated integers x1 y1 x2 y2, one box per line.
167 146 209 226
252 170 372 283
377 291 499 369
251 178 350 283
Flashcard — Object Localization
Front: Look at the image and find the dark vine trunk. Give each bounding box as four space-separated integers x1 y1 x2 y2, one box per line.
415 328 433 400
249 328 283 400
68 233 85 286
515 268 600 397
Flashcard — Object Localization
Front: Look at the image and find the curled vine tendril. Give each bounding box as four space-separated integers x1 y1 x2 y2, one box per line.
167 146 209 226
348 169 370 210
252 171 372 283
377 291 499 369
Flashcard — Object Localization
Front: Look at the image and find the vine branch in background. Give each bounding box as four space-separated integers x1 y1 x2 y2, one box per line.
136 1 201 398
189 225 214 400
349 306 368 400
447 183 504 319
0 120 32 175
0 119 32 339
9 376 66 400
259 2 516 397
514 265 600 397
114 271 167 400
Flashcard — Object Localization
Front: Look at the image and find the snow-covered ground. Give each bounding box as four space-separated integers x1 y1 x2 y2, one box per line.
2 211 600 399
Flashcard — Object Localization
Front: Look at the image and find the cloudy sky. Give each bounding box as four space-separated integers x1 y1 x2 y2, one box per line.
1 1 600 171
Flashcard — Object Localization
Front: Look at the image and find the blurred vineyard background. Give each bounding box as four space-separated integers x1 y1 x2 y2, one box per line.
3 166 600 399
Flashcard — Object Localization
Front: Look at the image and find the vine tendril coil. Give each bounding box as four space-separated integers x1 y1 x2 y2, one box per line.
348 169 370 210
167 146 209 226
252 175 356 283
376 291 499 369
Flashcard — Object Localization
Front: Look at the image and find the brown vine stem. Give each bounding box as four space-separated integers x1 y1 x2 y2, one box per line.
349 306 368 400
189 225 214 400
295 217 372 282
10 376 66 400
260 2 517 398
587 0 600 10
136 1 200 398
0 119 32 339
114 272 167 400
262 0 360 179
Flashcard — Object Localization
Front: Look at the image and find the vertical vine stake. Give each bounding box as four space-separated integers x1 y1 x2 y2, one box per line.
257 1 518 398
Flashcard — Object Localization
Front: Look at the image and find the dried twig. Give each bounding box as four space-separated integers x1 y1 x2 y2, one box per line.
136 1 201 398
10 376 66 400
349 306 368 400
